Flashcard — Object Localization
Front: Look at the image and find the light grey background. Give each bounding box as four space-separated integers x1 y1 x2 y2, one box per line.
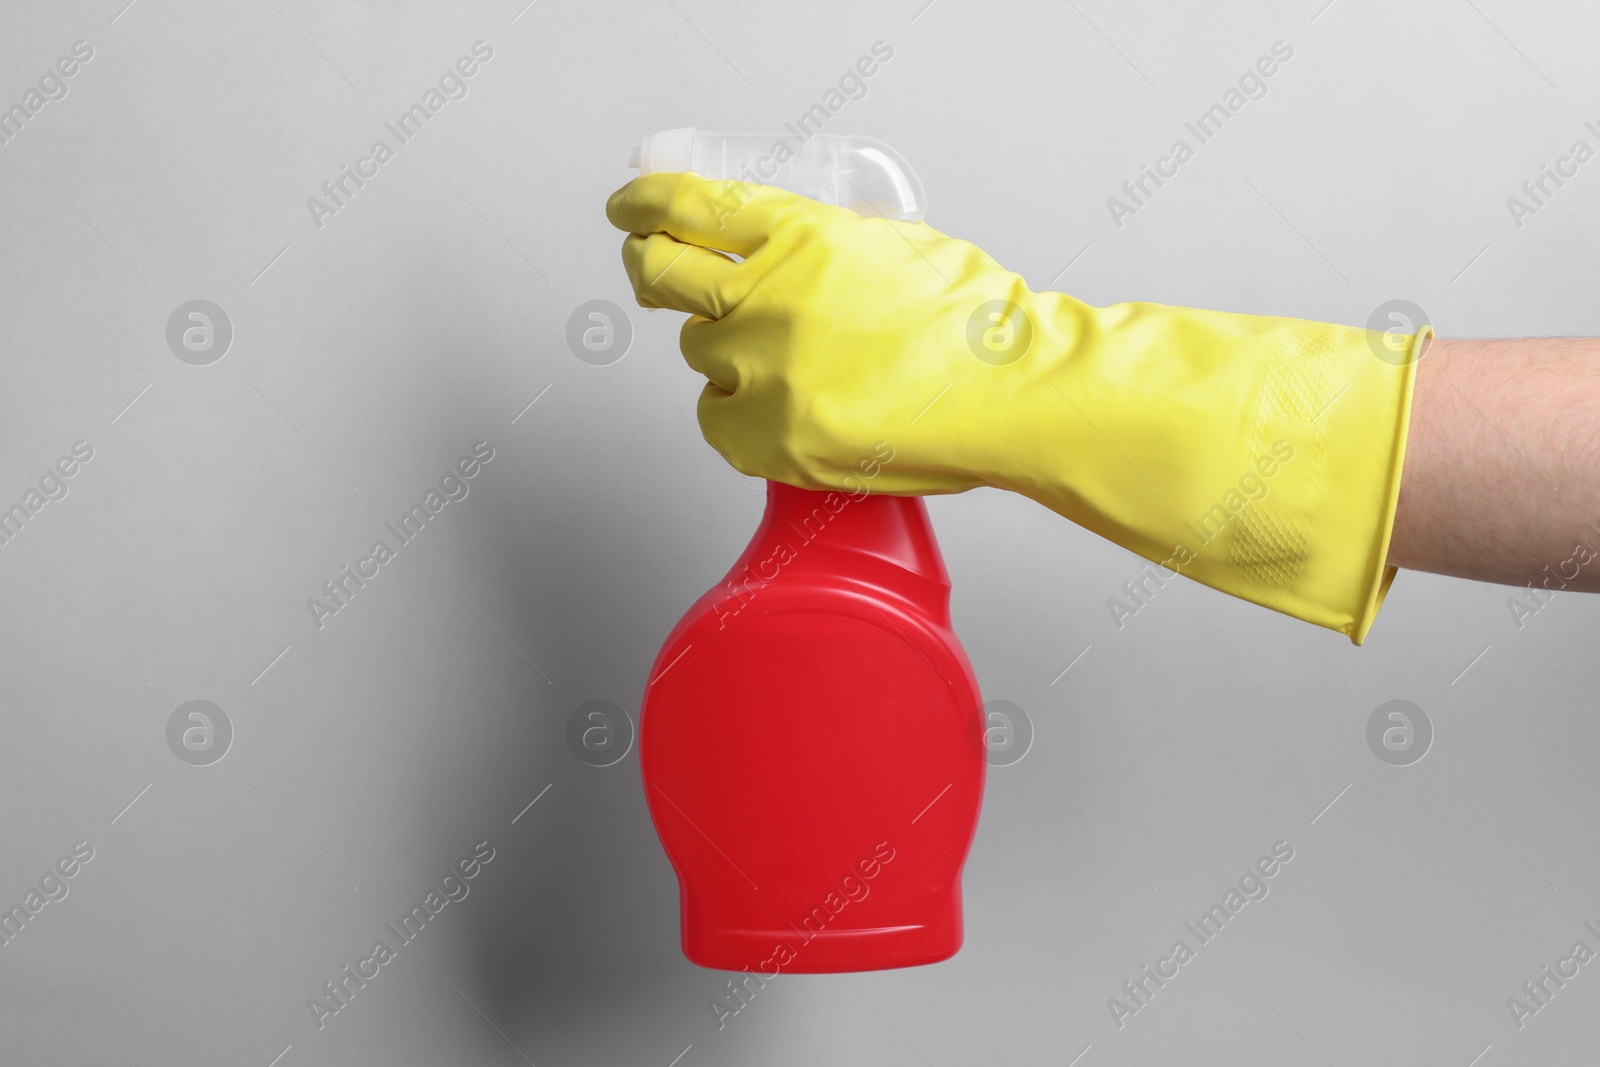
2 0 1598 1064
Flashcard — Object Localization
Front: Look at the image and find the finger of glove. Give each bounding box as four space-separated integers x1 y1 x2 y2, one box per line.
607 172 804 258
680 315 741 392
694 379 758 476
621 232 752 320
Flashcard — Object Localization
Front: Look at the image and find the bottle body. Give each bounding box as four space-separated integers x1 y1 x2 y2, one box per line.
640 482 984 972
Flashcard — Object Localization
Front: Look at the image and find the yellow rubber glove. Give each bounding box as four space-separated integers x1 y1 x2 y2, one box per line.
606 172 1429 643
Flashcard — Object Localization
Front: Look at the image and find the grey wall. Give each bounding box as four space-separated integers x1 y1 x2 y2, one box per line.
2 0 1598 1064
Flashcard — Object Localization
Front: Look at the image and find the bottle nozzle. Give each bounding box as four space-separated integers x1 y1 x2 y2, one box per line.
626 127 926 221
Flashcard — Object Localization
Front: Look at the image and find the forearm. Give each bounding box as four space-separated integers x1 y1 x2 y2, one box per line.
1388 337 1600 589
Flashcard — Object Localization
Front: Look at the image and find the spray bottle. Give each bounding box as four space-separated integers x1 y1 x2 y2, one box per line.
631 129 985 973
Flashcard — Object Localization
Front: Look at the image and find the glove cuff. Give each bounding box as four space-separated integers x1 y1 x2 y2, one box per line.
1002 298 1427 644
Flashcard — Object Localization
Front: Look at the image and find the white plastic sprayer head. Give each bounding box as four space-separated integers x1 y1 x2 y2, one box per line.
627 127 927 222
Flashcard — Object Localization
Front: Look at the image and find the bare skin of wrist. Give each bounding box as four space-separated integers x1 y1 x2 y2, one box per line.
1387 336 1600 590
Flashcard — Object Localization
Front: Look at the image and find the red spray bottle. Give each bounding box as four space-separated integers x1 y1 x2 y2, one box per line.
632 130 986 973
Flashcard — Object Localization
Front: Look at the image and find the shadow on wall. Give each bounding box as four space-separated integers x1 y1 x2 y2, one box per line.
448 483 704 1043
376 233 766 1052
432 444 725 1048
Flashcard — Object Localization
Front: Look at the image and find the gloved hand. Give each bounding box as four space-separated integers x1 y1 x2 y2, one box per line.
606 172 1429 643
